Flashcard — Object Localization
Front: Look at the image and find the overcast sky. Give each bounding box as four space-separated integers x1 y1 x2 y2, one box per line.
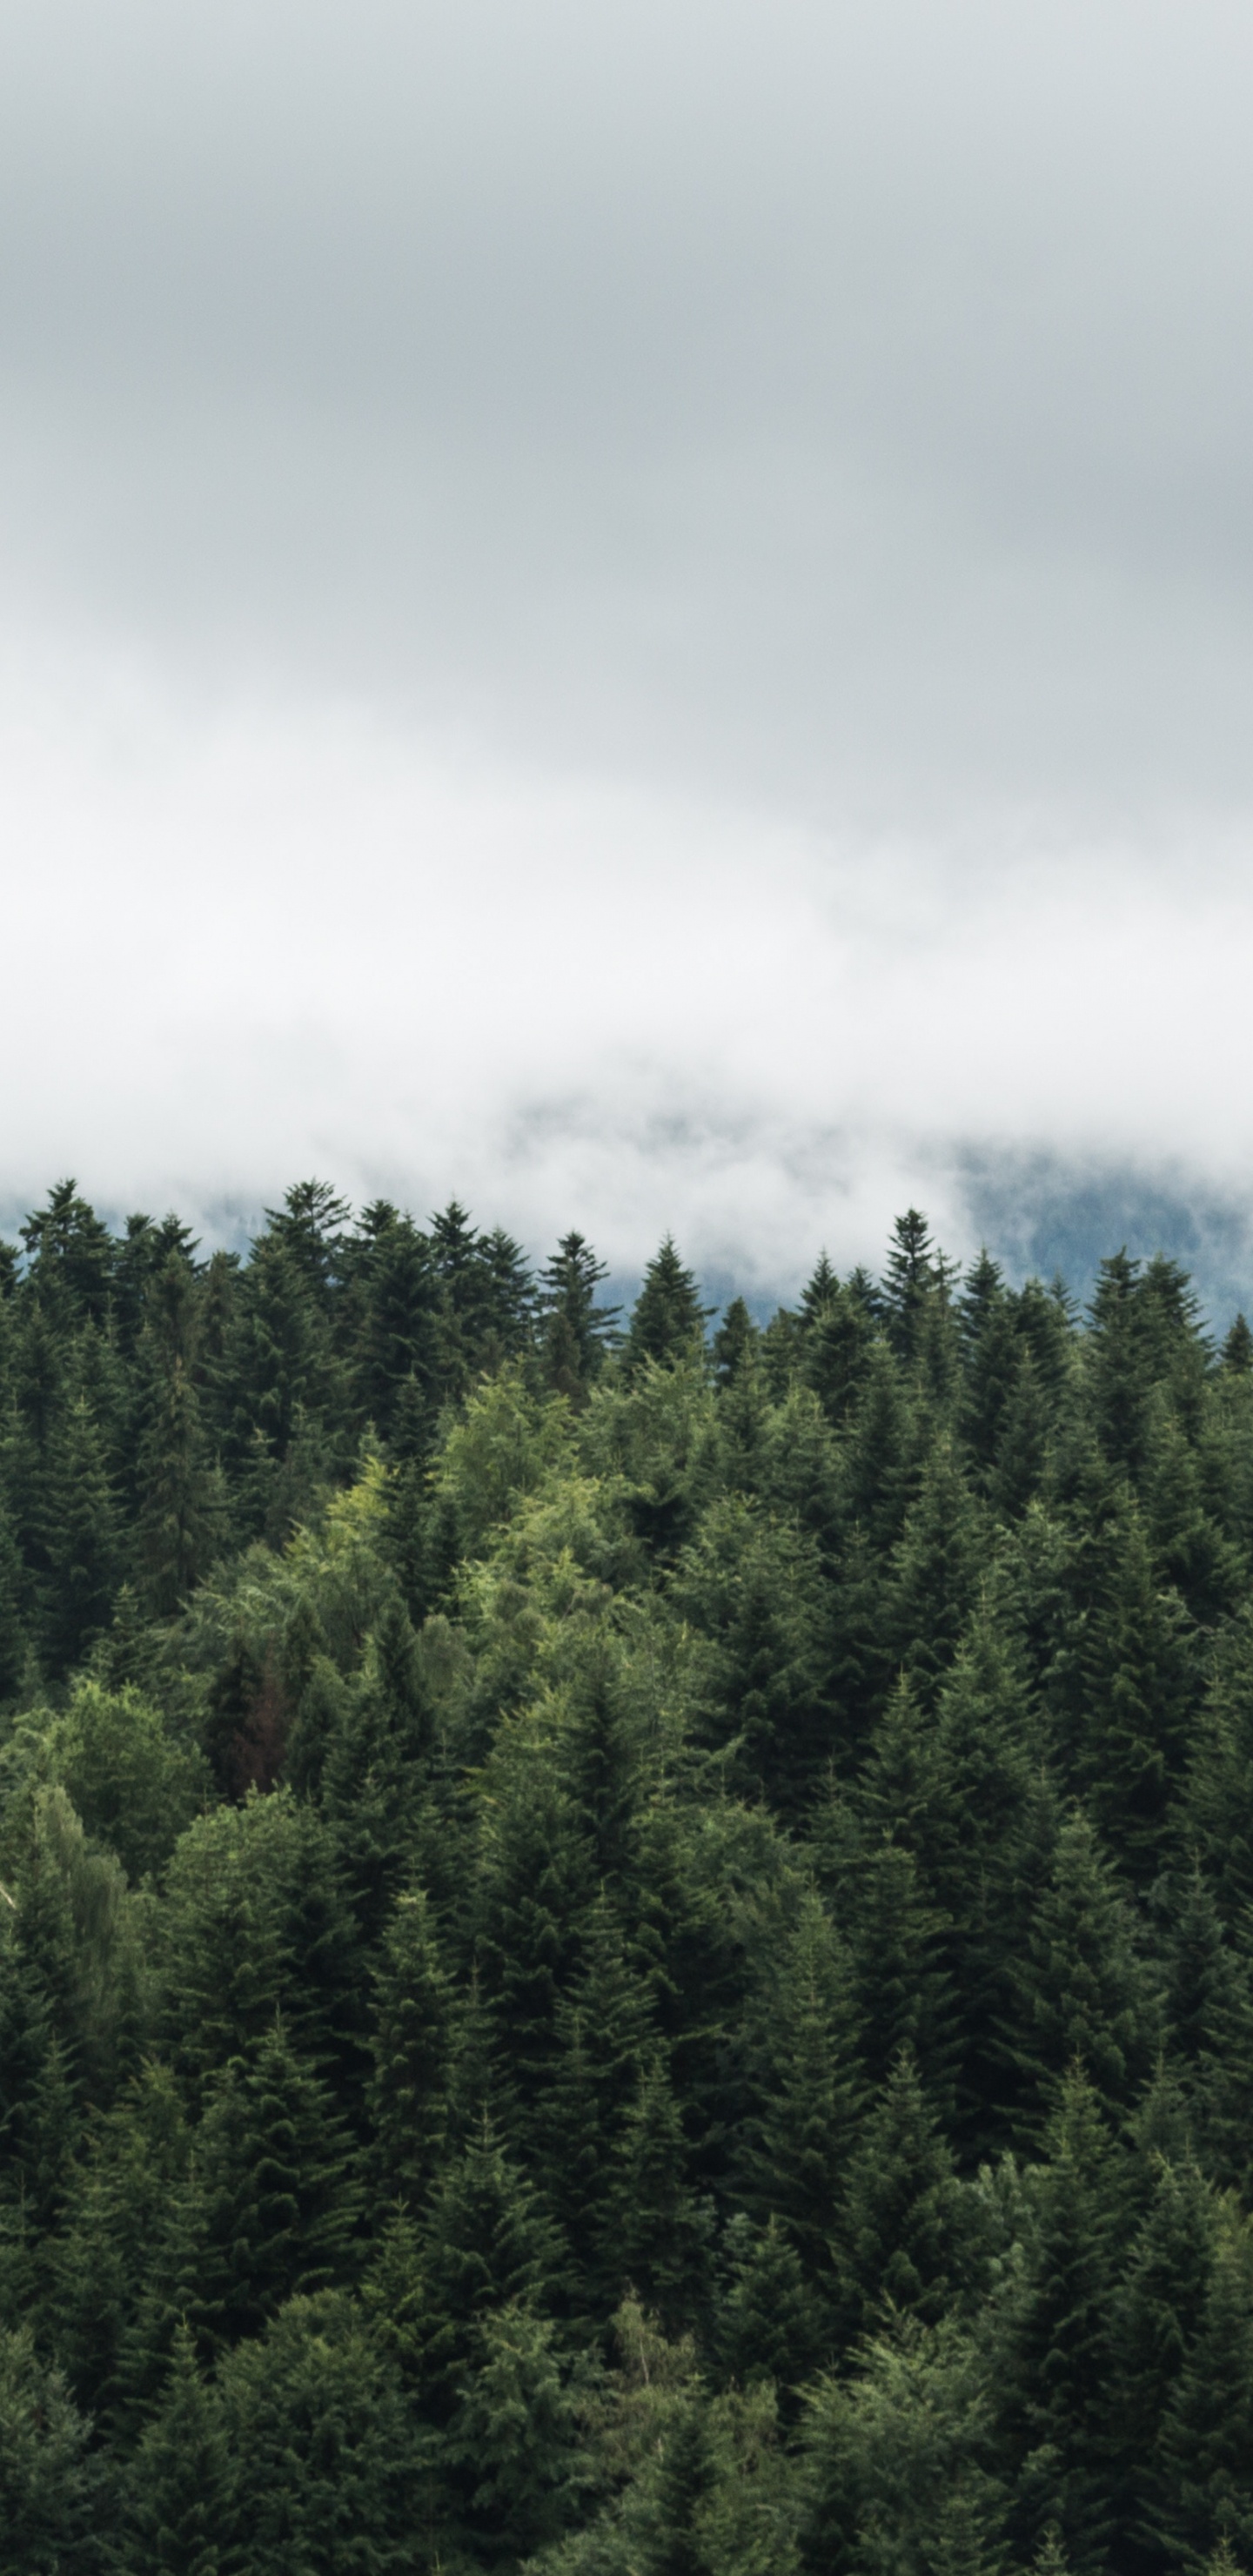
3 0 1253 1305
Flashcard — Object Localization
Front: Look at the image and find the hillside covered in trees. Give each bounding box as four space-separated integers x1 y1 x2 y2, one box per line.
4 1180 1253 2572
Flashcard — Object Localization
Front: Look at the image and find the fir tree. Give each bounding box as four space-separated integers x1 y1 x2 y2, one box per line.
177 2015 359 2354
367 1883 456 2202
839 2045 967 2338
123 2321 227 2576
623 1239 711 1377
539 1233 619 1400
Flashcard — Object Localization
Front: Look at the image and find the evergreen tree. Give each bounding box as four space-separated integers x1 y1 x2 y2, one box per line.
606 2050 711 2338
1156 2210 1253 2572
881 1208 948 1365
623 1239 711 1377
214 2294 425 2576
1006 1807 1159 2132
1006 2070 1125 2572
122 2321 227 2576
177 2015 359 2354
36 1392 119 1674
0 2321 100 2573
742 1886 861 2292
539 1233 619 1400
839 2045 967 2339
367 1883 456 2201
711 1295 759 1392
1110 2152 1219 2566
1062 1493 1193 1883
1223 1314 1253 1375
420 2116 565 2411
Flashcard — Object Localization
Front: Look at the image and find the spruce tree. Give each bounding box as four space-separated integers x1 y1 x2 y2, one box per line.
1156 2211 1253 2572
214 2294 424 2576
1110 2151 1219 2564
838 2044 967 2338
123 2321 227 2576
742 1888 861 2299
177 2015 359 2353
711 1295 759 1392
1007 2070 1124 2573
539 1233 619 1400
623 1239 711 1377
37 1392 119 1674
367 1888 456 2203
1007 1806 1159 2134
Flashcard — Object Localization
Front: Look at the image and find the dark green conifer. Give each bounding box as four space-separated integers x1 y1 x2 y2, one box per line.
1222 1313 1253 1375
37 1392 119 1674
367 1884 456 2201
743 1888 861 2295
178 2015 359 2353
1007 1808 1159 2134
214 2293 424 2576
839 2044 966 2338
1156 2212 1253 2572
711 1296 758 1391
607 2050 711 2338
123 2320 227 2575
623 1239 711 1377
539 1232 619 1399
1064 1494 1193 1883
1008 2070 1124 2572
1111 2152 1219 2559
716 2212 828 2404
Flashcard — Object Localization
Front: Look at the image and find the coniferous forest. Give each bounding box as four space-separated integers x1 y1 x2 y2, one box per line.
6 1182 1253 2573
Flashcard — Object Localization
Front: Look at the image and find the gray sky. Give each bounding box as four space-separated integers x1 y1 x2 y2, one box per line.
3 0 1253 1302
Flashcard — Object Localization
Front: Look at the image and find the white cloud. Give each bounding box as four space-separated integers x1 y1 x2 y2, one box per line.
1 3 1252 1298
3 634 1253 1298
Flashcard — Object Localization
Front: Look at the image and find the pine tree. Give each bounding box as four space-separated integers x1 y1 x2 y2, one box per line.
0 2321 100 2571
37 1392 119 1674
801 1276 875 1426
623 1239 711 1377
716 2211 829 2404
123 2320 227 2575
1156 2211 1253 2571
1062 1494 1194 1884
367 1884 456 2201
1165 1868 1253 2190
177 2015 359 2354
1223 1315 1253 1375
958 1249 1014 1473
214 2294 425 2576
1110 2152 1219 2563
539 1892 654 2312
346 1203 439 1446
539 1233 619 1400
1007 2070 1124 2573
442 2298 582 2566
1006 1808 1159 2134
133 1253 224 1617
0 1488 26 1704
743 1888 861 2297
607 2050 711 2338
991 1346 1055 1520
883 1439 987 1708
839 2045 967 2338
881 1209 948 1366
711 1297 759 1392
841 1835 960 2112
420 2116 565 2411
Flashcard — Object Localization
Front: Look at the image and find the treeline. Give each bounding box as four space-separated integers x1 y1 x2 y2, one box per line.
3 1183 1253 2571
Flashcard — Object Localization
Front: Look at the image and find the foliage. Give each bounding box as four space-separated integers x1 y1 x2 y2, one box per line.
0 1183 1250 2569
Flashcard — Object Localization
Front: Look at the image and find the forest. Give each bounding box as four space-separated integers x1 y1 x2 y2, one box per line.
3 1177 1253 2573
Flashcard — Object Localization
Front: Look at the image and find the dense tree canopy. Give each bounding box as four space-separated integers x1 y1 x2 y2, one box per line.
0 1183 1251 2569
